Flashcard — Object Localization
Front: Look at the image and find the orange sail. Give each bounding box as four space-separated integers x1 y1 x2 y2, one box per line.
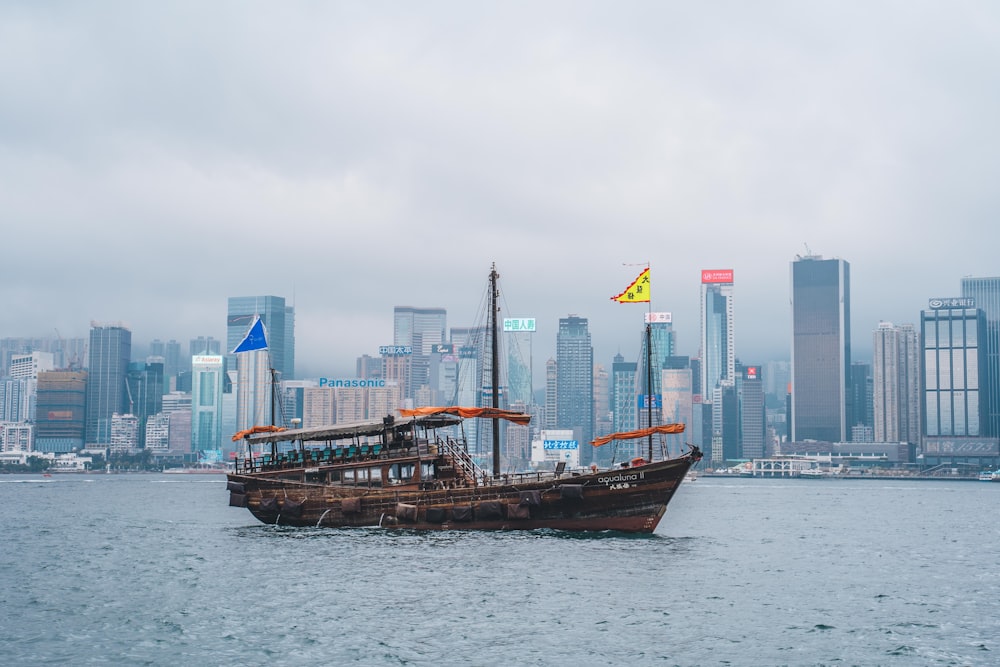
399 406 531 426
232 425 287 441
591 423 685 447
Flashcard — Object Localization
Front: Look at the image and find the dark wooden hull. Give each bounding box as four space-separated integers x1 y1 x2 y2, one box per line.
227 451 698 534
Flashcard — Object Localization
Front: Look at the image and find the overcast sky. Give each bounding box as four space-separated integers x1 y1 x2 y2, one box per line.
3 2 999 381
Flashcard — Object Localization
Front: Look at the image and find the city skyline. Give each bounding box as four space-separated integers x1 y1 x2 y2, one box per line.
0 264 994 386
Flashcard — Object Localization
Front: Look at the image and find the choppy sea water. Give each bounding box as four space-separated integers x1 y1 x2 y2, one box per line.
1 474 998 666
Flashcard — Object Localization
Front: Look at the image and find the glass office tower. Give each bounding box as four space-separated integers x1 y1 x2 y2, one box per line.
85 323 132 446
790 256 851 443
700 270 735 397
961 277 1000 438
921 300 998 468
556 316 594 466
393 306 447 401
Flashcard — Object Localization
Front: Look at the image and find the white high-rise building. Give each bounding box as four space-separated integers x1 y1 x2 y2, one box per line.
145 413 171 452
7 351 54 423
9 351 54 379
228 296 294 433
873 322 921 444
700 270 735 399
109 413 139 453
191 355 224 452
236 350 272 432
303 387 336 428
1 422 33 452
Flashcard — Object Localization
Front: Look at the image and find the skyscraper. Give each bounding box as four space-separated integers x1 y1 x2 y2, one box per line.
556 316 594 466
790 255 851 443
85 323 132 446
34 370 87 452
635 312 676 436
149 339 182 384
593 364 611 459
504 317 535 407
125 361 164 448
543 358 558 431
449 325 488 453
661 364 693 459
191 355 224 452
711 382 739 462
700 270 736 396
921 299 997 467
394 306 447 400
848 361 873 442
739 365 766 459
228 296 294 432
190 336 222 356
611 352 638 446
872 322 921 445
961 277 1000 438
3 351 53 423
227 296 293 380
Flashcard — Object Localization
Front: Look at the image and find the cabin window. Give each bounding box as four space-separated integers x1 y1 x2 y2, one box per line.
388 462 414 484
421 462 435 480
329 470 341 483
356 468 369 485
343 469 355 484
368 467 382 488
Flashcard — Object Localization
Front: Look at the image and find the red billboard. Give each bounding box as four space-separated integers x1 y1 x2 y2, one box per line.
701 269 734 283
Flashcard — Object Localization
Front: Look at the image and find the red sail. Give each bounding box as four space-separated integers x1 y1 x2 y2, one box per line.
399 406 531 426
591 423 685 447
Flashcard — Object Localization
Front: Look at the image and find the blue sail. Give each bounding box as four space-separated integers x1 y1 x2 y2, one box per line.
232 316 268 353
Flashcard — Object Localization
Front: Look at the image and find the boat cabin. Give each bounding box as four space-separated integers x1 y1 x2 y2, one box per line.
234 414 478 490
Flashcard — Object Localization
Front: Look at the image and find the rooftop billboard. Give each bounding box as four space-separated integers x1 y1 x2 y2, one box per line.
701 269 734 284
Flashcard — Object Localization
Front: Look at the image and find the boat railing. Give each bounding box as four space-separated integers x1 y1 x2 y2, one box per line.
235 437 444 474
438 436 484 482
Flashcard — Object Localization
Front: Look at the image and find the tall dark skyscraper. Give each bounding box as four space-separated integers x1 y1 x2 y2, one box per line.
556 316 594 466
85 323 132 446
848 361 873 441
126 361 164 448
790 255 851 442
739 364 766 459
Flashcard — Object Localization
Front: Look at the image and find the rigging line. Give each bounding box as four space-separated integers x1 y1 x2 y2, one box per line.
454 272 499 400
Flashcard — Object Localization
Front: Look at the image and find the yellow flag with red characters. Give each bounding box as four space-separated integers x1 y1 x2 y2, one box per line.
611 267 650 303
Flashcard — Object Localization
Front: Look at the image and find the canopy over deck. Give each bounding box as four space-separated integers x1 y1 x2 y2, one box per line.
239 412 463 445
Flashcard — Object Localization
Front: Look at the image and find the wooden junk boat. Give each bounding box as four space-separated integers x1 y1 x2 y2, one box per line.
225 263 701 533
226 413 701 533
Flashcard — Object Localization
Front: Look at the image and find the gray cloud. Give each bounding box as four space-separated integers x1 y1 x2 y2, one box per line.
3 2 999 379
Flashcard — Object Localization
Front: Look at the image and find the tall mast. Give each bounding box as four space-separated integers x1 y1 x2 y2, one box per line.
490 263 501 478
